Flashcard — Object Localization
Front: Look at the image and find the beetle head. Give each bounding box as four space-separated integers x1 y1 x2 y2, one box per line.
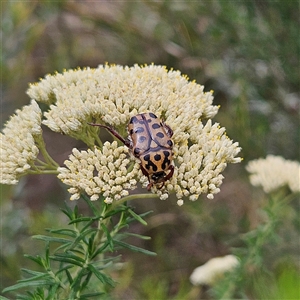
146 171 166 190
151 171 166 184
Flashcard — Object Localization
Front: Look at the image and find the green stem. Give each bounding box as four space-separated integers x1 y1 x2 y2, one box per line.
27 169 59 175
110 193 159 210
93 203 112 254
84 126 103 148
36 135 60 169
34 158 49 166
91 131 103 148
48 269 68 290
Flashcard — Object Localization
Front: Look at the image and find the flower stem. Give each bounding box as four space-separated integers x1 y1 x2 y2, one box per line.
111 193 159 209
27 169 59 175
36 135 60 169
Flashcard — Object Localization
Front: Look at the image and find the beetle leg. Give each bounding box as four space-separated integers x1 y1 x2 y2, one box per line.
147 182 154 190
157 182 165 190
140 163 150 178
164 164 174 181
157 165 174 190
140 164 153 190
162 121 173 138
88 123 132 148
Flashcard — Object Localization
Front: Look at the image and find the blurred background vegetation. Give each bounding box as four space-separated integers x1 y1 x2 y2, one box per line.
1 1 299 299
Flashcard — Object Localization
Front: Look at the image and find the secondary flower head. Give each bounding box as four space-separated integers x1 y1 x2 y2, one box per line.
58 141 139 202
246 155 300 193
0 100 42 184
190 255 240 286
26 64 242 204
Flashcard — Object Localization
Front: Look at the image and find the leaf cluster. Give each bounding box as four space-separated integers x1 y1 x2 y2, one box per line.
209 193 299 299
2 195 154 299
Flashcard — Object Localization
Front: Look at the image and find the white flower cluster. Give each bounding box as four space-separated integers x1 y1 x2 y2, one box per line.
58 141 139 202
246 155 300 193
0 100 42 184
27 65 219 135
190 255 239 286
25 64 241 204
171 120 241 204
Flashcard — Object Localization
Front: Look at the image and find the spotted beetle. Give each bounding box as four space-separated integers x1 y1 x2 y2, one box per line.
89 112 174 190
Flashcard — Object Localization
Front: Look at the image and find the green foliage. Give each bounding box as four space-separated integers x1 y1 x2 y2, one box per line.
2 196 153 299
209 191 300 299
1 1 299 299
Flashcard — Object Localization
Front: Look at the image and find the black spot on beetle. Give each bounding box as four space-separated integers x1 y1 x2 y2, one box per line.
130 116 138 124
134 148 141 156
138 136 147 143
152 164 158 172
167 140 173 147
152 123 161 129
154 154 161 161
135 127 145 133
143 154 158 172
149 112 157 119
163 150 170 157
130 129 134 135
156 132 164 138
147 118 152 123
162 152 171 170
147 160 158 172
